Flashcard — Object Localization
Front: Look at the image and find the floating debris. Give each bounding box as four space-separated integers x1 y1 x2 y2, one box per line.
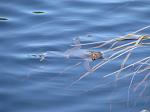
32 11 46 14
0 17 8 21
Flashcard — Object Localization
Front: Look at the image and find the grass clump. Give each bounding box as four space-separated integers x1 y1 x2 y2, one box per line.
69 25 150 96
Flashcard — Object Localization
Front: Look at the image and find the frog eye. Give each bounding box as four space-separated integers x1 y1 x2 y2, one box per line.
92 58 96 60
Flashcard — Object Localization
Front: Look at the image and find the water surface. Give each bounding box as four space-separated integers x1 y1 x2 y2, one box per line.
0 0 150 112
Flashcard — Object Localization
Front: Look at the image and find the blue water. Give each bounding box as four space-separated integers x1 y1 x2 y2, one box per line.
0 0 150 112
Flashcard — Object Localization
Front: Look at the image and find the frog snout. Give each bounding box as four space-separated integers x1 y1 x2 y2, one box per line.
90 51 103 60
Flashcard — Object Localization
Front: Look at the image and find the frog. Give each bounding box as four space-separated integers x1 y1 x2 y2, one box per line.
31 37 104 72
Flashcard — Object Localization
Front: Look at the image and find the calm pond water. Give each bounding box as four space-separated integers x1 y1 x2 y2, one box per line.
0 0 150 112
